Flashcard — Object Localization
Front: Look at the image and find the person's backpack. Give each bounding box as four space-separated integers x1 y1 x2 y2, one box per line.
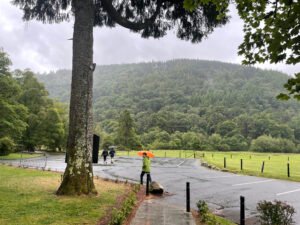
109 149 115 157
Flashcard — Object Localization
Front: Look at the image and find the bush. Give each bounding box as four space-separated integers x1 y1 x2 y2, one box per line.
257 200 295 225
0 137 15 156
197 200 209 222
251 135 296 153
222 135 249 151
109 192 136 225
297 144 300 153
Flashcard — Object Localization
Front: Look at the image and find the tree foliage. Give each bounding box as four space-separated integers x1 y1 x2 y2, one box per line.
0 48 12 76
39 60 300 152
184 0 300 100
250 135 296 153
0 137 15 156
13 0 229 43
116 110 141 150
0 48 68 154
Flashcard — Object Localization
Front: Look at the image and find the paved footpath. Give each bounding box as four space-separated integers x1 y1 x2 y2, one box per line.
131 198 196 225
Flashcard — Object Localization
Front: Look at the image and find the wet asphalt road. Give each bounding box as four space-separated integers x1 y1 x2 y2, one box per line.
3 154 300 224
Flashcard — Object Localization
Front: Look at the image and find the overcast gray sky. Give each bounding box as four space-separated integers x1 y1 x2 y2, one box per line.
0 0 299 75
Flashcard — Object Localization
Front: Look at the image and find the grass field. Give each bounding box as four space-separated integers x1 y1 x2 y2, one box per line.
0 153 43 160
0 165 128 225
117 150 300 182
201 151 300 182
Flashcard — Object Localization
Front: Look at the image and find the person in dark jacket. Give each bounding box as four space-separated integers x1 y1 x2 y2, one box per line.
109 147 116 164
140 152 152 185
101 148 109 164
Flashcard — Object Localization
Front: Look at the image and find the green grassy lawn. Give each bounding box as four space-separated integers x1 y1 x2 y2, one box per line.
0 153 43 160
201 151 300 182
117 150 300 182
0 165 128 225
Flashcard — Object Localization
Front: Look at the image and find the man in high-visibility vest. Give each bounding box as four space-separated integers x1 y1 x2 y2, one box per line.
140 152 152 185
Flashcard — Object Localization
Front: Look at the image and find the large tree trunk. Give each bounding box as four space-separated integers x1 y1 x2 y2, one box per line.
57 0 96 195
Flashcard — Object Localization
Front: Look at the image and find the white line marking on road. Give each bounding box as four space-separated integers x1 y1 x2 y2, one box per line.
206 175 241 179
177 160 186 167
232 179 273 186
276 188 300 196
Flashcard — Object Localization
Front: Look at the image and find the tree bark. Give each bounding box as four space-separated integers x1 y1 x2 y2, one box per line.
57 0 96 195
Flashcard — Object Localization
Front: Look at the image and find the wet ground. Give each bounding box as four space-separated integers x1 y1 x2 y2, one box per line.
2 154 300 224
130 198 196 225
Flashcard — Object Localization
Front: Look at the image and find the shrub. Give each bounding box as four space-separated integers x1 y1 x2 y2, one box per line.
222 135 249 151
109 192 136 225
197 200 209 222
0 136 15 156
251 135 296 153
257 200 295 225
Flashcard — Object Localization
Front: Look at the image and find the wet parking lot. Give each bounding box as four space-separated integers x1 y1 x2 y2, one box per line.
2 154 300 224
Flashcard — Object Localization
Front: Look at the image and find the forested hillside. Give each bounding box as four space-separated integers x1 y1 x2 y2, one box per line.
38 60 300 152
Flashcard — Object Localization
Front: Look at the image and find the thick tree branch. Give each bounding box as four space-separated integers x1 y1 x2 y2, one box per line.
101 0 162 30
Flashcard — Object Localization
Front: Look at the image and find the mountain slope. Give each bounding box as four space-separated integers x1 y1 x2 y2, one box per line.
37 59 300 150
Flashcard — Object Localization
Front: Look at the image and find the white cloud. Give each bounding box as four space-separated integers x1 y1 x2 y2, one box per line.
0 0 299 75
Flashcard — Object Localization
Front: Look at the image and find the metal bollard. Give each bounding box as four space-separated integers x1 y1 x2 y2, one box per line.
240 159 243 170
261 161 265 173
186 182 190 212
224 157 226 168
146 174 150 196
240 196 245 225
287 163 290 177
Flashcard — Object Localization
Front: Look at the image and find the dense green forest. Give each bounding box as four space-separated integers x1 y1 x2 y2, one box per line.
37 60 300 152
0 49 67 155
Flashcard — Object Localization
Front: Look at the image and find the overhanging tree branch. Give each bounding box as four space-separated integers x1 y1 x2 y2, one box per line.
100 0 162 30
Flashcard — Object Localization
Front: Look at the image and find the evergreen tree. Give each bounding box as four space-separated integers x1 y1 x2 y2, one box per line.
117 110 141 149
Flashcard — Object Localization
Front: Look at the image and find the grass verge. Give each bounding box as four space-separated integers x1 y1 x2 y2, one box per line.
0 153 43 160
193 210 235 225
0 165 131 225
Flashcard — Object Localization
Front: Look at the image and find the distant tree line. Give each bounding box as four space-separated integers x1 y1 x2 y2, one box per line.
38 60 300 153
0 49 68 156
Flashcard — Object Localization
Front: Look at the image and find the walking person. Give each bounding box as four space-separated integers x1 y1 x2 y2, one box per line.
109 147 115 164
140 152 152 185
101 148 108 164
